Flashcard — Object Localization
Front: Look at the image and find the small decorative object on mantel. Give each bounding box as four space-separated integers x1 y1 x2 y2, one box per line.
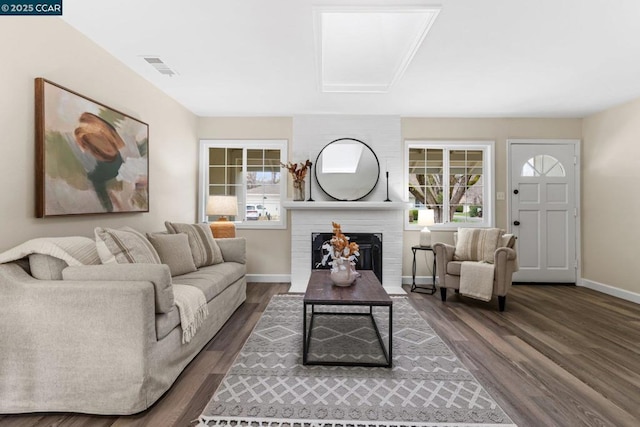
306 160 315 202
281 159 311 201
320 222 360 286
384 171 392 202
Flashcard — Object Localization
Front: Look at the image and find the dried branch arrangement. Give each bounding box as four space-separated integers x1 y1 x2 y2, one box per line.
280 160 312 182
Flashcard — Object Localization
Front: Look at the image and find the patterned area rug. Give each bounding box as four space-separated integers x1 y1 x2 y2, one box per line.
198 295 516 427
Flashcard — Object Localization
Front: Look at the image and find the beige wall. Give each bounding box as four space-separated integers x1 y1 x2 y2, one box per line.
0 18 197 252
197 117 293 277
582 98 640 294
401 118 582 278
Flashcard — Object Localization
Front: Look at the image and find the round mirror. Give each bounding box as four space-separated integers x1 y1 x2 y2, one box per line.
315 138 380 201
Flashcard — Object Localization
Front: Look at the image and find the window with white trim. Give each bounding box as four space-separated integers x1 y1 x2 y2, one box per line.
199 140 287 229
405 141 494 229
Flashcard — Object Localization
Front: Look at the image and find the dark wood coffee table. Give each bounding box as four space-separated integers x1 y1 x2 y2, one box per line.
302 270 392 368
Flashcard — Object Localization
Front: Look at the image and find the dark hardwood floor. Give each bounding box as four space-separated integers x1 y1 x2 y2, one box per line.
1 282 639 427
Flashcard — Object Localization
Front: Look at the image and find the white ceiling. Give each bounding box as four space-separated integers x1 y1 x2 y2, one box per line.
62 0 640 118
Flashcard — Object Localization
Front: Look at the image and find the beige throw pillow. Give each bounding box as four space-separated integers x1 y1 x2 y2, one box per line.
95 226 161 265
453 228 503 263
147 233 197 276
164 221 224 267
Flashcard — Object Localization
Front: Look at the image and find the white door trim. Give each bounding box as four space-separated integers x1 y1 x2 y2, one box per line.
507 139 581 283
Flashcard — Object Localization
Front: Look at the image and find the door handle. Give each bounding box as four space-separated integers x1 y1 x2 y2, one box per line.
513 189 519 195
513 221 520 226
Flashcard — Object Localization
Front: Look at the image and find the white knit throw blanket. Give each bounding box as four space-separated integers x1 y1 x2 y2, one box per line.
173 284 209 344
460 261 495 302
0 236 100 265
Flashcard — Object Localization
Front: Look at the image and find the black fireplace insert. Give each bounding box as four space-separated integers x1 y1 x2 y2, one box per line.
311 232 382 283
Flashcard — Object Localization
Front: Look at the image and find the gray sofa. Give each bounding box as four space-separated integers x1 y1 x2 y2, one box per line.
0 237 246 415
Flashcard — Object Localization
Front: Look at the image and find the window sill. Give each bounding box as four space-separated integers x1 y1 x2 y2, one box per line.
236 222 287 230
406 223 494 232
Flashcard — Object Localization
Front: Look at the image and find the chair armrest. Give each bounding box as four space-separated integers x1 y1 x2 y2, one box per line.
495 246 517 262
494 247 518 295
433 243 455 262
62 263 174 313
216 237 246 264
433 243 456 285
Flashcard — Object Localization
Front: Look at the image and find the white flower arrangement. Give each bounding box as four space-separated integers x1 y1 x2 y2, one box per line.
320 222 360 273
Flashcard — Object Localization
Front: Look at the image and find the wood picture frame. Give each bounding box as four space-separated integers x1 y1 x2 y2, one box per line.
35 78 149 217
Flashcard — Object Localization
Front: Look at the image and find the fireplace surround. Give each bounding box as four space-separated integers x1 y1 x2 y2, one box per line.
285 201 405 293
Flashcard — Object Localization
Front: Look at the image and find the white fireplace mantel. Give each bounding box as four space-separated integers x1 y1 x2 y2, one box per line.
283 201 408 210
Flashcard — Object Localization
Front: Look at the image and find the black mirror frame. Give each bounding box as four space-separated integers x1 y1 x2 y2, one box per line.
314 138 380 201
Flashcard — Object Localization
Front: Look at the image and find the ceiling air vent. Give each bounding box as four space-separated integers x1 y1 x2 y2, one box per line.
142 56 178 77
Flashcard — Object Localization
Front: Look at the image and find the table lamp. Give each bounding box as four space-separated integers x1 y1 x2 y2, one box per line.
418 209 435 247
207 195 238 238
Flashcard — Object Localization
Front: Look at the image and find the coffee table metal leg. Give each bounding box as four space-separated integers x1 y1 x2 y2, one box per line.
370 305 392 368
302 302 307 365
388 304 393 367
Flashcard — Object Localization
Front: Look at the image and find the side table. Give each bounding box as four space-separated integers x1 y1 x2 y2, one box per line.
411 245 436 294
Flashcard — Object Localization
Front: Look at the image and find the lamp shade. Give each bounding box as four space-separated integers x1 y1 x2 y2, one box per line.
418 209 435 247
417 209 435 227
207 195 238 217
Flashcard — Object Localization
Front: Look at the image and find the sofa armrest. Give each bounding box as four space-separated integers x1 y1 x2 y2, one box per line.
216 237 246 264
0 263 156 413
62 263 174 313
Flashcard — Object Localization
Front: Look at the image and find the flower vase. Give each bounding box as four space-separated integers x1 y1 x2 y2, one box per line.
293 179 305 201
330 261 357 287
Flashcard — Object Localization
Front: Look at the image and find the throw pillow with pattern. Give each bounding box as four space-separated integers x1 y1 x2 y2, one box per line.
95 226 161 265
453 228 503 263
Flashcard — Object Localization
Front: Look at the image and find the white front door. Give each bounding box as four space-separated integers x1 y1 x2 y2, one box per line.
509 140 578 283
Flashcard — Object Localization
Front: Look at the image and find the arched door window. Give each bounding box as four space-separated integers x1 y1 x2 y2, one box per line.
521 155 565 177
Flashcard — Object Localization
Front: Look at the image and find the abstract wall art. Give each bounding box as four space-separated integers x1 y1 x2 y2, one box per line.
35 78 149 217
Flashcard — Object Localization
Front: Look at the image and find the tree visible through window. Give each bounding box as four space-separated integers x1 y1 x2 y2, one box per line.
406 142 493 227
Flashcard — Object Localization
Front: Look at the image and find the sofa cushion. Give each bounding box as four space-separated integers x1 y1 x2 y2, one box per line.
172 262 246 303
28 254 68 280
165 222 224 268
95 227 161 264
453 228 503 263
147 233 197 276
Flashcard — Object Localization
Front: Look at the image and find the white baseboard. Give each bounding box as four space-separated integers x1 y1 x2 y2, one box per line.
580 279 640 305
246 274 291 284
